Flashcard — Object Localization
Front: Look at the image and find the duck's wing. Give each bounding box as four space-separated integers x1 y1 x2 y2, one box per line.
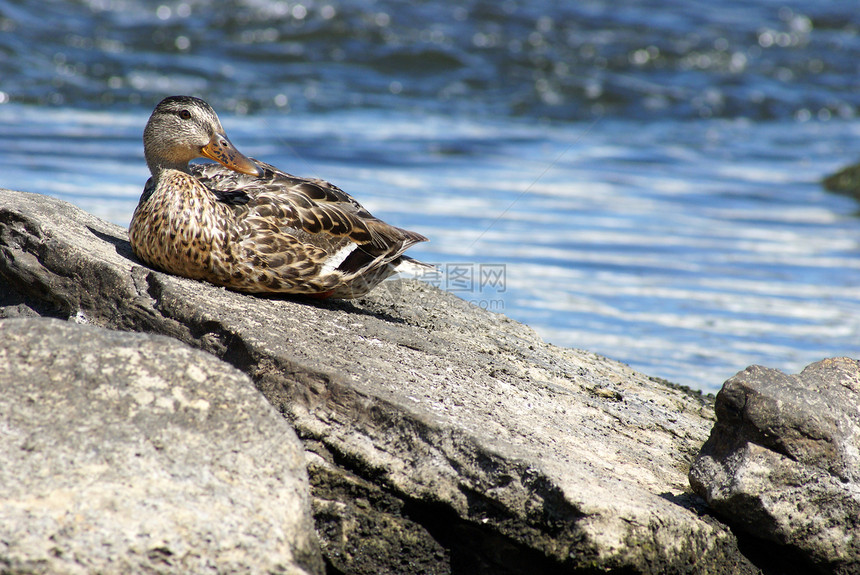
194 160 425 245
191 160 427 282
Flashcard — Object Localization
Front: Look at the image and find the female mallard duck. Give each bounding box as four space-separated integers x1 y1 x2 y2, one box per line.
129 95 428 298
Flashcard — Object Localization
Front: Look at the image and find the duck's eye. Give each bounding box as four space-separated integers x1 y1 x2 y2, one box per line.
178 109 192 120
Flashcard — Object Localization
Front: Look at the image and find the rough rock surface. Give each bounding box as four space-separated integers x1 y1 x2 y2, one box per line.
0 317 321 575
0 188 758 574
690 358 860 575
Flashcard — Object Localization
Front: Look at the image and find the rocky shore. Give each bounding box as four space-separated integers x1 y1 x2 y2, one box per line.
1 188 857 574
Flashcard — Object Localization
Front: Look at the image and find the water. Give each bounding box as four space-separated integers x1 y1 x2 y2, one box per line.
1 0 859 392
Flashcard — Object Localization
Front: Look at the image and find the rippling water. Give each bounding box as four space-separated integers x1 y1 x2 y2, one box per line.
1 0 859 391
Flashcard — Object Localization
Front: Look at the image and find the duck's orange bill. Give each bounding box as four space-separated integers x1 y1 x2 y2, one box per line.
201 132 261 176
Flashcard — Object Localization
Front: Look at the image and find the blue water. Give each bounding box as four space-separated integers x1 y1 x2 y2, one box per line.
1 0 859 391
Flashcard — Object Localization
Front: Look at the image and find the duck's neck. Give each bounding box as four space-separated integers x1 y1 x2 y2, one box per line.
144 164 221 210
145 161 212 203
147 157 192 179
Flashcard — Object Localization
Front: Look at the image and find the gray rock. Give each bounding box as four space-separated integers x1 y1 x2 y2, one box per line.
0 317 322 575
0 188 758 574
690 358 860 575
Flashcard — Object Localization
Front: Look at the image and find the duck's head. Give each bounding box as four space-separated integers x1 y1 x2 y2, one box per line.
143 95 261 178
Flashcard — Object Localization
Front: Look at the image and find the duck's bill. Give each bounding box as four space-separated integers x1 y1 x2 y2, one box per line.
201 133 261 176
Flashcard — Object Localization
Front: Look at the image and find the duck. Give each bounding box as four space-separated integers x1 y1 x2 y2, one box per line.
129 95 428 299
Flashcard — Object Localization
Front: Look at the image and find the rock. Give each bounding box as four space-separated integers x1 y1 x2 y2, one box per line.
0 317 322 575
689 358 860 575
0 188 759 574
822 160 860 199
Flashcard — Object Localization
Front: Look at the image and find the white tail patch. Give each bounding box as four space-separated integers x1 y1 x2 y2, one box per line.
393 257 435 277
320 243 359 275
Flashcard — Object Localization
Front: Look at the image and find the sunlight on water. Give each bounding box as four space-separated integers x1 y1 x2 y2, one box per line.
3 103 858 391
1 0 859 391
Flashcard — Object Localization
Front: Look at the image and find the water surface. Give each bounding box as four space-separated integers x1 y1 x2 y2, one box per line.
1 0 859 391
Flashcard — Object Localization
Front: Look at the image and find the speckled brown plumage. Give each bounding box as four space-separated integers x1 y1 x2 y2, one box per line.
129 95 428 298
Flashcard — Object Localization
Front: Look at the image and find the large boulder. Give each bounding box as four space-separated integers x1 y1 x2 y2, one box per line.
0 317 322 575
0 188 758 574
690 358 860 575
